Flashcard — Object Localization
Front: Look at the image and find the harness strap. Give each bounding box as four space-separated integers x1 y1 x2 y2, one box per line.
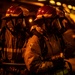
31 29 48 59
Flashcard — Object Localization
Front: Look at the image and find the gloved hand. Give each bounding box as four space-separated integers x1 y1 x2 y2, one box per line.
52 57 65 69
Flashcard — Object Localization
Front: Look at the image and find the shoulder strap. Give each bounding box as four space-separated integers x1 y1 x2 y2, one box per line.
31 29 48 58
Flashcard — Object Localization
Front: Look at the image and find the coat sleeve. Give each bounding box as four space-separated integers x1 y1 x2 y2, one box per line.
23 35 53 74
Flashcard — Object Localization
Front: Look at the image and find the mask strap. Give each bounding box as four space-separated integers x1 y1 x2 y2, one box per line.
9 15 15 27
23 18 26 27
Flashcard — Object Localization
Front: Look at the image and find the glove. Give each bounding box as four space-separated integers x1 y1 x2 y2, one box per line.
52 57 65 69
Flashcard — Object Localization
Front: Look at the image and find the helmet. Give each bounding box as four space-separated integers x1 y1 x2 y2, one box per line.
35 5 56 21
2 5 30 35
2 6 30 63
3 5 29 29
6 5 29 17
6 6 23 17
3 5 29 26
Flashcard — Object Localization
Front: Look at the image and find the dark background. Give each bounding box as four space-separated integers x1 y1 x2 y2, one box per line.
0 0 75 17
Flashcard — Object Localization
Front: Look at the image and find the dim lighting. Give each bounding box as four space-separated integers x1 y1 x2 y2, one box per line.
73 6 75 10
62 4 67 8
29 18 33 23
38 0 46 1
62 4 70 13
56 2 61 6
49 0 55 5
68 5 72 9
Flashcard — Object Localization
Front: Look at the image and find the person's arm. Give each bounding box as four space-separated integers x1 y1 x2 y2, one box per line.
23 35 53 74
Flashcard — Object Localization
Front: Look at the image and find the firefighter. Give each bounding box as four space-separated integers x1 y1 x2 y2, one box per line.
1 5 30 63
23 5 70 75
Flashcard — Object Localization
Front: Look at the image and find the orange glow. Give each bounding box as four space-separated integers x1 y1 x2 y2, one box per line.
56 2 61 6
49 0 55 5
29 18 33 23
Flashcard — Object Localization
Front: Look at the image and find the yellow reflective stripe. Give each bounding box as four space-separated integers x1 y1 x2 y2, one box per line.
51 53 64 60
37 14 52 19
6 13 20 17
4 48 23 53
